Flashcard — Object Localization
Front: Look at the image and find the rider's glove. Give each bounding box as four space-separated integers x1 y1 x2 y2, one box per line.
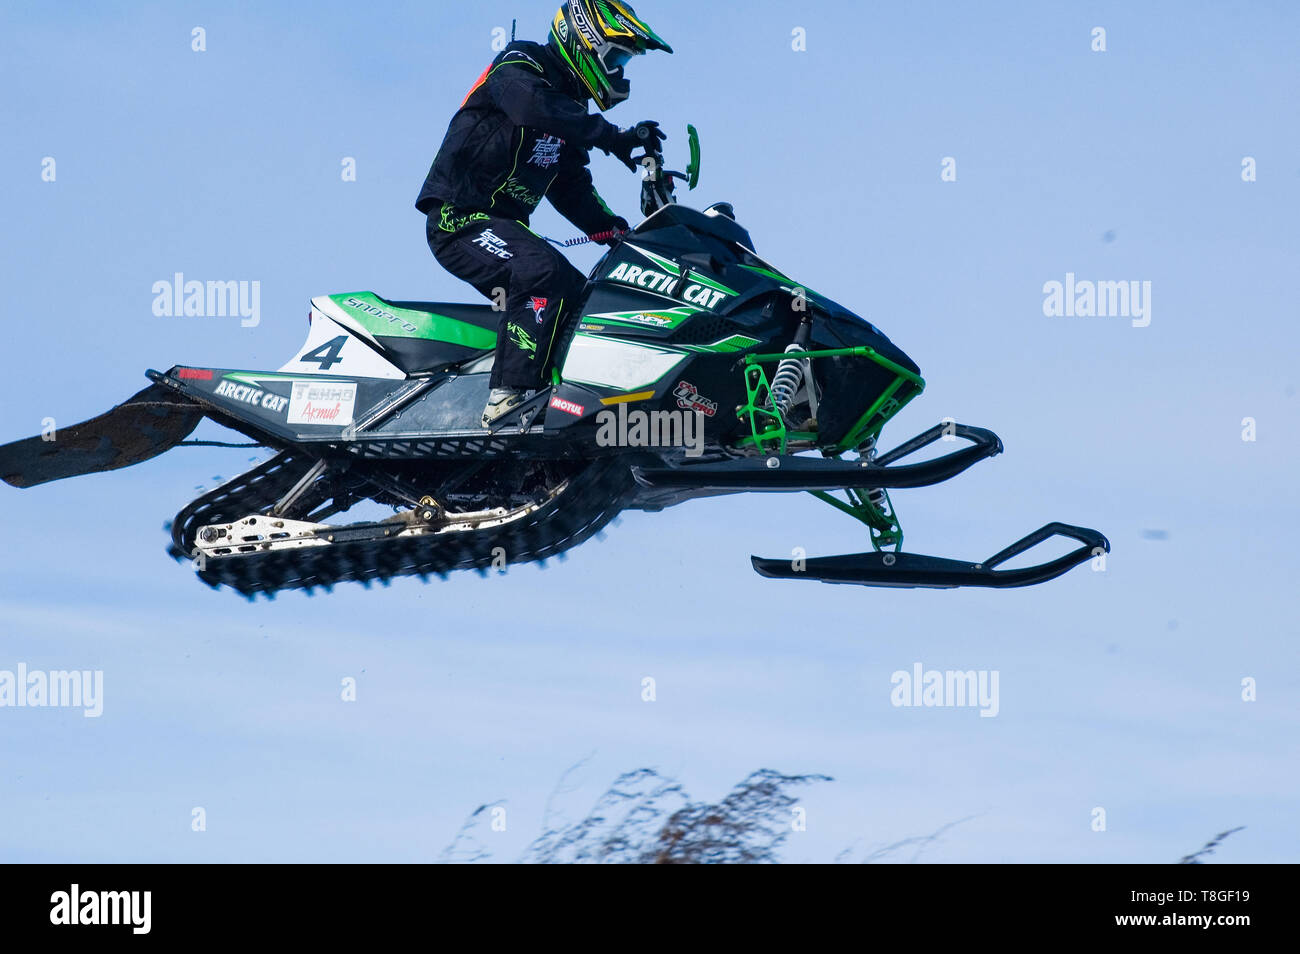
598 121 666 172
597 217 631 246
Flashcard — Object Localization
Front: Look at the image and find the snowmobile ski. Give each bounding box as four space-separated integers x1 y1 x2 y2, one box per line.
752 522 1110 589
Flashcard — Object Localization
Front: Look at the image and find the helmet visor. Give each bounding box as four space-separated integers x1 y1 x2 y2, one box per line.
600 43 639 73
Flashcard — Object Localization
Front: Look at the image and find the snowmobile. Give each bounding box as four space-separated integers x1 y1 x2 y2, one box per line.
0 126 1107 597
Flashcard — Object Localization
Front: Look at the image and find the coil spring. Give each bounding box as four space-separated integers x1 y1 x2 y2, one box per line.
858 437 889 510
561 227 625 247
768 344 805 417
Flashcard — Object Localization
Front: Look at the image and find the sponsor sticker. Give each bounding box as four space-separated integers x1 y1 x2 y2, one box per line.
569 3 601 47
215 378 290 414
342 296 418 334
529 134 564 168
682 283 729 309
529 296 549 323
622 312 672 326
673 380 718 418
548 395 585 417
607 261 678 295
472 229 513 260
288 381 357 426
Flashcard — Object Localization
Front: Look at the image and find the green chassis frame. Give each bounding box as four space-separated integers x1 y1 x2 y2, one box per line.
735 346 925 552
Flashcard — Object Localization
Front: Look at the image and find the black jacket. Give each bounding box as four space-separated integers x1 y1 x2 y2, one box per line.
416 41 625 236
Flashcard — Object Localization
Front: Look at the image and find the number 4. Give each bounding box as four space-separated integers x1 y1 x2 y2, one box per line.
302 335 347 370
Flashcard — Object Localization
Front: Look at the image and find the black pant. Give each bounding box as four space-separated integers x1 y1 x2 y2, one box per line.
426 206 586 390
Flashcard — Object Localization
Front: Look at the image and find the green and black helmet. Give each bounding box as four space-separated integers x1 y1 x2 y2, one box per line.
548 1 672 111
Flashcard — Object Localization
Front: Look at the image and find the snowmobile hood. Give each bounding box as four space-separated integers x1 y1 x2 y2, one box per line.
627 203 884 333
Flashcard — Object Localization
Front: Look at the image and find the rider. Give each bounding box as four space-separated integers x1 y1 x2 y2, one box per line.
415 1 672 426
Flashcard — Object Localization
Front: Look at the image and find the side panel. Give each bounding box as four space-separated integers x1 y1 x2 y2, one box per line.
314 293 498 374
559 334 686 391
279 311 406 379
165 368 405 443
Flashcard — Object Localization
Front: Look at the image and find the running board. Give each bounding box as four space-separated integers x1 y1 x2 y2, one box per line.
631 423 1003 492
752 523 1110 589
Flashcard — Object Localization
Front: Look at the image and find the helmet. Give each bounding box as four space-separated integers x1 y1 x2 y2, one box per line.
548 1 672 111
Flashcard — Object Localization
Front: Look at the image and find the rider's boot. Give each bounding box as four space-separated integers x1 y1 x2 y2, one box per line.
481 387 526 427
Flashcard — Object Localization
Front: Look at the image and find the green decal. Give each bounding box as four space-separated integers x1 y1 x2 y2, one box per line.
224 371 349 386
331 292 497 350
586 306 700 330
438 205 490 234
500 178 541 208
682 271 736 296
738 263 790 283
578 53 608 93
506 322 537 356
627 243 682 277
681 334 761 353
593 189 616 218
596 1 624 31
738 264 836 307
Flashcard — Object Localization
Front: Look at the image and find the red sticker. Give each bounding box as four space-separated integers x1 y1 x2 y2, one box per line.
548 395 585 417
673 380 718 417
177 368 214 380
529 296 549 323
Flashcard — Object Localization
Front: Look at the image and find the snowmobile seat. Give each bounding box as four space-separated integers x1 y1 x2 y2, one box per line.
373 300 501 373
387 300 500 335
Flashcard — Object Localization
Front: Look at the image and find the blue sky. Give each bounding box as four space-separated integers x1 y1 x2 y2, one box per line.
1 0 1296 862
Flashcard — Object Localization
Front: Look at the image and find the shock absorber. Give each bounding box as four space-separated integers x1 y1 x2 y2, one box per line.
768 343 805 418
858 437 889 511
769 313 813 419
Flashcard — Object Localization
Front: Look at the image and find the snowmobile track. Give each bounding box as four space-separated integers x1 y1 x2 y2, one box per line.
169 452 635 597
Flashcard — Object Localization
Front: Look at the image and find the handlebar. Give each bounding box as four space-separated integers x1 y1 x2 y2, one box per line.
637 123 700 218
